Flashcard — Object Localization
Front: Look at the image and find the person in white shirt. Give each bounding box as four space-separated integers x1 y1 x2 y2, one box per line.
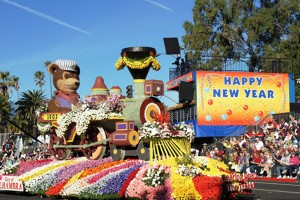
255 137 264 151
260 151 274 177
283 131 293 144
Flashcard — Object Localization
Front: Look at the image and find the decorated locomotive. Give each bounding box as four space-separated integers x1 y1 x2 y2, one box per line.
37 47 194 161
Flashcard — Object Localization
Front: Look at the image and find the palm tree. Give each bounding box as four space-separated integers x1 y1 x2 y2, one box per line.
15 90 46 137
0 94 12 133
0 71 17 97
11 76 20 100
7 114 27 134
34 71 45 92
44 61 53 98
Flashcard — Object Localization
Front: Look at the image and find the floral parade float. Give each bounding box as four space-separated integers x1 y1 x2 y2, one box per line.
0 47 255 199
36 47 190 161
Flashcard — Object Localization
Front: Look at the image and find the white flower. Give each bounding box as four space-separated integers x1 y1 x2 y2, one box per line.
56 101 123 138
37 123 52 133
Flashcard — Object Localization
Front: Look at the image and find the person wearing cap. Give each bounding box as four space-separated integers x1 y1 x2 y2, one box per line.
200 143 207 156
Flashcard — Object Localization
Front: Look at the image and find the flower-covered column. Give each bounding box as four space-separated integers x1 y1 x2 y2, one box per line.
115 46 161 99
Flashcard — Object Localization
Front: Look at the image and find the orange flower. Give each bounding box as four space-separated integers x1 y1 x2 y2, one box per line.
79 160 125 179
154 111 170 124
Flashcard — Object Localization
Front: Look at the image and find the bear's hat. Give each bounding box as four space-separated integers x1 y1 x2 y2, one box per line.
54 59 78 71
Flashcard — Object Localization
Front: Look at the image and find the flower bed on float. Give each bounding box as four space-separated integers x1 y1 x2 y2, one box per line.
1 155 255 200
17 100 255 199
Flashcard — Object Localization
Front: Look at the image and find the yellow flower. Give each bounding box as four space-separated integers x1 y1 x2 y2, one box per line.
115 57 125 70
157 158 202 199
65 171 83 187
114 56 161 71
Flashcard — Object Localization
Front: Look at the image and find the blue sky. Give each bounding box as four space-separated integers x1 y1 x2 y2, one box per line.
0 0 194 106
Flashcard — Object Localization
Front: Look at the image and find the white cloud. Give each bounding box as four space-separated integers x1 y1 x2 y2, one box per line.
144 0 173 12
2 0 92 35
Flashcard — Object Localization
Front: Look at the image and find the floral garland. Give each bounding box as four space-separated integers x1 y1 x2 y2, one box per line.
35 101 48 117
37 123 52 133
115 52 161 71
138 121 195 142
36 101 51 133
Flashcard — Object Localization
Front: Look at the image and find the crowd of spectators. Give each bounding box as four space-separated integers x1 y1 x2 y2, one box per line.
197 115 300 180
0 133 51 170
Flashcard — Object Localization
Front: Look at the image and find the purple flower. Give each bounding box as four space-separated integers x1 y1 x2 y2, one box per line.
55 157 112 184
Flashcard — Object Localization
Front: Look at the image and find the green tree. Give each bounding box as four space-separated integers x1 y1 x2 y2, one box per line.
11 76 20 100
182 0 300 72
34 71 45 92
44 61 53 98
7 114 27 134
0 94 13 132
14 90 46 137
0 71 18 97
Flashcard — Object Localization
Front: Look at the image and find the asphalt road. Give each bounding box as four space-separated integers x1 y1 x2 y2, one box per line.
251 180 300 200
0 191 49 199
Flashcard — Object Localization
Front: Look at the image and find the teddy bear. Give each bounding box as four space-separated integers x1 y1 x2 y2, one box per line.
47 59 81 113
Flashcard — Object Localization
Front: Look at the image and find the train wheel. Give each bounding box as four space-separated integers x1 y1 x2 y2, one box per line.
109 144 125 160
137 141 150 160
80 135 92 159
80 127 107 160
140 97 164 124
54 138 71 160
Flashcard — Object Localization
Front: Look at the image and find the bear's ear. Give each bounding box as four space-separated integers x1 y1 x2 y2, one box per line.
48 64 60 75
74 65 80 75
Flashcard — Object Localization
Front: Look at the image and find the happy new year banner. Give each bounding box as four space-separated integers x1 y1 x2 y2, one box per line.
196 71 290 125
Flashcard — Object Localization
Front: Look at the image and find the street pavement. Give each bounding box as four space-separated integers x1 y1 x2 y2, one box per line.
251 180 300 200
